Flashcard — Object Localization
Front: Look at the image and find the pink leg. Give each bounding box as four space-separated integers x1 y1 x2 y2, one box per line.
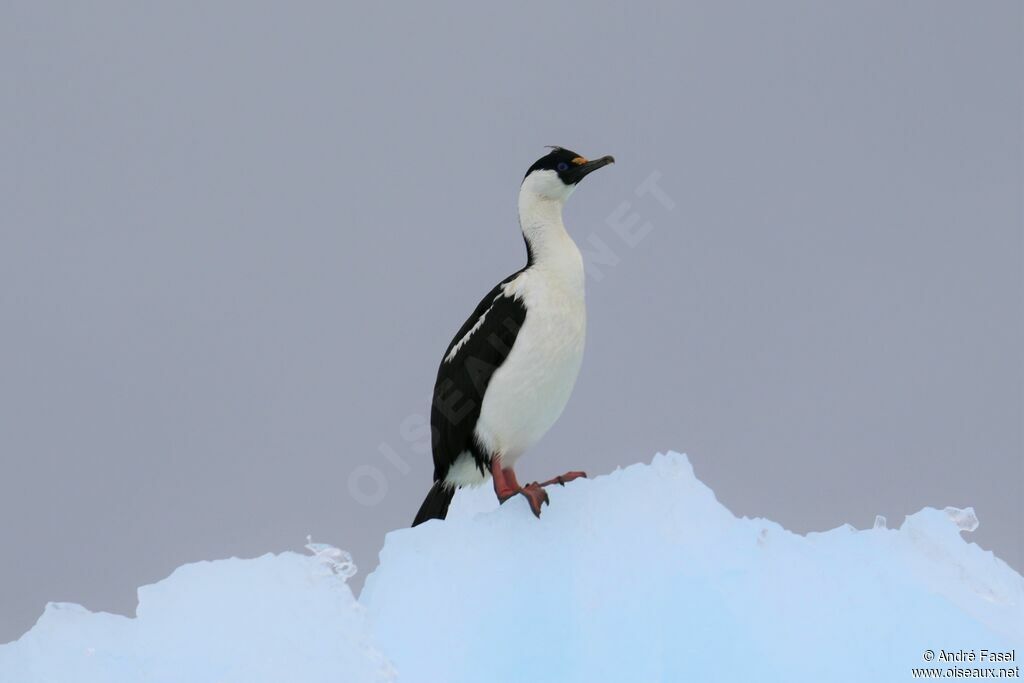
491 458 549 518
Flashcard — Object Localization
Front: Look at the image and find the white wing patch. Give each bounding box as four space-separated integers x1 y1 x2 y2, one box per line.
444 299 497 364
443 276 525 365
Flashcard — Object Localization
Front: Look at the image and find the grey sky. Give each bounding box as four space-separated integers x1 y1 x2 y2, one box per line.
1 2 1021 643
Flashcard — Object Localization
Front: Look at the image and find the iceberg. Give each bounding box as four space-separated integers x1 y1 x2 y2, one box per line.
2 452 1020 682
0 544 395 682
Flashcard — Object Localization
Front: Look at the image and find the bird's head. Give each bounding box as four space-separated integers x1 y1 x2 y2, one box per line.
521 146 615 202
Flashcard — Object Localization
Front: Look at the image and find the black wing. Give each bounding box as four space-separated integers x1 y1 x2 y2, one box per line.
429 275 527 483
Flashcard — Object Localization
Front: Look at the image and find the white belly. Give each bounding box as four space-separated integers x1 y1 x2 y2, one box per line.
474 269 586 469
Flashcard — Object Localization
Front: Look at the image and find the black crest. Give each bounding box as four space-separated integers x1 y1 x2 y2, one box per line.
523 146 614 185
524 146 585 183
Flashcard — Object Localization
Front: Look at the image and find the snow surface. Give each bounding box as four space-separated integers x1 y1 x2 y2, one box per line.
2 452 1021 682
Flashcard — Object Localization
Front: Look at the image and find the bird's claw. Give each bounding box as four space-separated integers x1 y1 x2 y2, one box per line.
540 471 587 488
520 482 549 518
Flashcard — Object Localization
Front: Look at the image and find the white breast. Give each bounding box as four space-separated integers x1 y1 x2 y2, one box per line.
474 238 586 469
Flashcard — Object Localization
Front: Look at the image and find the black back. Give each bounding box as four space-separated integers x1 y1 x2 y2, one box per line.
429 272 528 482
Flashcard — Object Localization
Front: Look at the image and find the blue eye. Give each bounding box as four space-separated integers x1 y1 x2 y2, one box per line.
556 162 569 171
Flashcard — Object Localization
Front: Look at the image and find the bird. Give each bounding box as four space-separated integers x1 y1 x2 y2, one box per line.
412 146 615 526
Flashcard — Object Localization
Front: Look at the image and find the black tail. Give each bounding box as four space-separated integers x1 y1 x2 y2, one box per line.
412 482 455 526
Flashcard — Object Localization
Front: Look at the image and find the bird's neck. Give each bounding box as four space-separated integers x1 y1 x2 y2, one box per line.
518 192 583 286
